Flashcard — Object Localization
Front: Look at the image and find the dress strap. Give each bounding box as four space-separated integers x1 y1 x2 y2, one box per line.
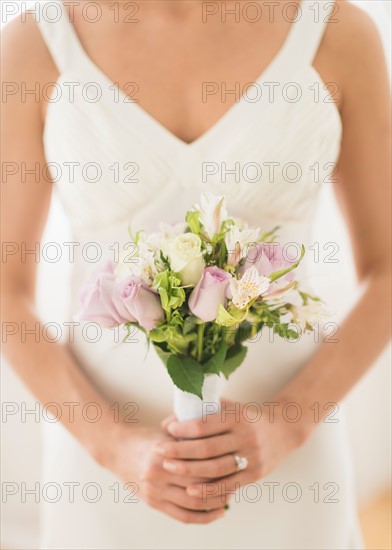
35 0 89 74
280 0 336 69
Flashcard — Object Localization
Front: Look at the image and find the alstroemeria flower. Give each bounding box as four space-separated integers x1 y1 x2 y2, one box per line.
225 225 261 266
229 267 270 309
290 301 329 329
115 241 158 286
193 192 228 239
241 242 297 282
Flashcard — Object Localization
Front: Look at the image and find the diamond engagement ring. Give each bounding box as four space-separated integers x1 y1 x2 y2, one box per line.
233 454 248 471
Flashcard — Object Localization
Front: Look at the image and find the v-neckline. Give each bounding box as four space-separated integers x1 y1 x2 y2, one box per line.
58 0 304 151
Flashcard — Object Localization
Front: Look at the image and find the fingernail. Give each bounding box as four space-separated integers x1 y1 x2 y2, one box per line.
163 460 177 472
161 418 174 429
187 487 200 497
166 422 177 435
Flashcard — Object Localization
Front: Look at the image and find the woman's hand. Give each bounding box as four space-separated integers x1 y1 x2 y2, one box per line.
159 400 308 501
101 425 228 524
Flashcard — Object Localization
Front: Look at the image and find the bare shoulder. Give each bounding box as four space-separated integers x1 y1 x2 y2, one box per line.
324 1 386 75
317 0 389 110
1 13 58 89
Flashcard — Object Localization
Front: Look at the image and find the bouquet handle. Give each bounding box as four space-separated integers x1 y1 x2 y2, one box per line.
173 374 224 422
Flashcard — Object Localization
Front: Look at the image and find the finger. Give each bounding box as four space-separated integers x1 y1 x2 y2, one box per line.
165 474 209 488
161 414 176 431
155 432 238 460
140 455 208 486
164 485 231 511
153 499 226 524
187 471 251 498
162 453 239 479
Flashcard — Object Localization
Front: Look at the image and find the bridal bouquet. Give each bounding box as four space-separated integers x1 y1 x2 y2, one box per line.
79 193 322 419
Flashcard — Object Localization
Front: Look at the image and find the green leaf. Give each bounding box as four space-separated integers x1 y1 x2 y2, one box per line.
221 344 247 379
215 304 248 327
203 341 228 374
167 355 204 398
258 226 280 243
183 316 197 335
159 250 170 269
165 326 195 355
127 226 144 244
149 326 168 343
299 290 321 305
158 287 169 311
234 321 258 343
273 323 301 341
186 211 201 235
269 245 305 282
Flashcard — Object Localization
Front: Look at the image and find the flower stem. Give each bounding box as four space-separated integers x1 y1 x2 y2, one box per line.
166 308 171 323
197 323 204 363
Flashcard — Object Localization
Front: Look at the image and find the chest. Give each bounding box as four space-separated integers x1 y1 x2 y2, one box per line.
70 8 304 143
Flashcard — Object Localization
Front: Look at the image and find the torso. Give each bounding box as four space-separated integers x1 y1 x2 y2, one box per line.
41 0 343 143
2 2 365 548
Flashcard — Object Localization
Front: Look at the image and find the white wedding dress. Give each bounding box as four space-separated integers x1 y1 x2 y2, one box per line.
36 1 363 548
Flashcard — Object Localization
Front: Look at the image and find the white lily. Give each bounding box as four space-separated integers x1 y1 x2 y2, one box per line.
193 192 228 239
230 266 270 309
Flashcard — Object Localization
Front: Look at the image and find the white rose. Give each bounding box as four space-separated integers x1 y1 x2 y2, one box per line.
168 233 205 286
147 222 187 252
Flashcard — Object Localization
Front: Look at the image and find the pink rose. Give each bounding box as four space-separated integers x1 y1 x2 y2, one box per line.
79 261 127 327
242 243 297 283
113 276 164 332
189 267 232 322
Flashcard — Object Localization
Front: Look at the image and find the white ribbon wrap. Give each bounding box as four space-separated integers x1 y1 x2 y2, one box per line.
173 374 224 421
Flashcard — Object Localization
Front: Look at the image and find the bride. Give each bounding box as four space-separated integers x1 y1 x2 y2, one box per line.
2 1 390 549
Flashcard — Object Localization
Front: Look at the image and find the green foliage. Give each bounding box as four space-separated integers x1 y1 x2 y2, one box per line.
156 338 246 397
127 226 144 245
186 210 201 235
154 270 186 313
167 355 204 398
247 301 302 341
299 290 321 305
183 315 197 335
273 323 301 340
258 226 280 243
220 344 247 379
203 341 228 374
269 245 305 282
151 324 196 355
159 250 171 269
216 304 248 327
